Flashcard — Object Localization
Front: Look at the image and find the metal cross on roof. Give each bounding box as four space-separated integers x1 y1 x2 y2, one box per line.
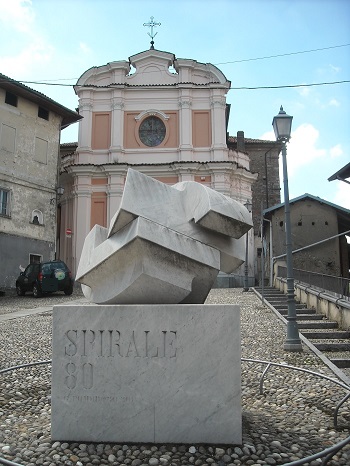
143 16 161 49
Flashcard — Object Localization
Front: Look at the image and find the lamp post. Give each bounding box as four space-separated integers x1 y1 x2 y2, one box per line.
243 200 253 292
272 106 302 352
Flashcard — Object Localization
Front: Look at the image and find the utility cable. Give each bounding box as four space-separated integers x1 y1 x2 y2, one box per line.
215 43 350 65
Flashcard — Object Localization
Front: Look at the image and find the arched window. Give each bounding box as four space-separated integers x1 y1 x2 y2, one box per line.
31 209 43 225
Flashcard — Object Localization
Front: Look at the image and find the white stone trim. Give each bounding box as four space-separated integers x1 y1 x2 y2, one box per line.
134 109 170 121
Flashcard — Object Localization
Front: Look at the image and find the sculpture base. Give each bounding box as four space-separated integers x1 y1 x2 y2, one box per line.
51 304 242 444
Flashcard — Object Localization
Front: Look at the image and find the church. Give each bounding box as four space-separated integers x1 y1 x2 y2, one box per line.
58 30 281 286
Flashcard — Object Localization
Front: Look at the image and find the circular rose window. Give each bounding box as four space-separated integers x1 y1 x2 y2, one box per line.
139 116 166 147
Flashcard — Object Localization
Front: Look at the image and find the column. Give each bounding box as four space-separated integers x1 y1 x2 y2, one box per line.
72 175 92 274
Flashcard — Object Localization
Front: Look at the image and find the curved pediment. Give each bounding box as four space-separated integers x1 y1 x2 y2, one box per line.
75 49 230 90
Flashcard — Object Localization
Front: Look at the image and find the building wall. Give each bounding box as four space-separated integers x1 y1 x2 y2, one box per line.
0 232 54 287
227 135 281 284
59 50 257 276
270 200 341 276
0 87 61 287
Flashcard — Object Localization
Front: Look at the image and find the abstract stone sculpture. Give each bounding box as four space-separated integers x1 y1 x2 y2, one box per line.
76 169 252 304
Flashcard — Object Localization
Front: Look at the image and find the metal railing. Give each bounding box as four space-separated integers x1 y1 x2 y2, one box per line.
278 266 350 299
242 358 350 465
1 359 350 466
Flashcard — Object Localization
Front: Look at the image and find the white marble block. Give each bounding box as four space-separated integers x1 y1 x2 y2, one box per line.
51 304 242 444
76 169 252 304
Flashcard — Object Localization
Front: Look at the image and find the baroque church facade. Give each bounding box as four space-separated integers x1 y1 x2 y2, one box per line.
59 48 281 285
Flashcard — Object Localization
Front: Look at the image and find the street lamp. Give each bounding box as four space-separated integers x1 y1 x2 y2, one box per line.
243 199 252 292
272 106 302 352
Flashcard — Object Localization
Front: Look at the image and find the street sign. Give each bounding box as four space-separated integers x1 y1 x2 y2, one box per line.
66 228 72 238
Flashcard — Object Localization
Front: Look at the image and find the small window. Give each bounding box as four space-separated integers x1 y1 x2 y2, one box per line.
297 221 302 226
38 106 49 120
0 188 10 216
279 221 284 227
5 91 18 107
30 254 42 264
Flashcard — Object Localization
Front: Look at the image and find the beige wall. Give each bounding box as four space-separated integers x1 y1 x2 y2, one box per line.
124 111 179 149
192 111 211 147
270 200 341 277
91 112 111 149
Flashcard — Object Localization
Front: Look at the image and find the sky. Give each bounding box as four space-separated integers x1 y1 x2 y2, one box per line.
0 0 349 209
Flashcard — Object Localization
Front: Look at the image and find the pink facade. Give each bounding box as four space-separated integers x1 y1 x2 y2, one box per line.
59 49 256 275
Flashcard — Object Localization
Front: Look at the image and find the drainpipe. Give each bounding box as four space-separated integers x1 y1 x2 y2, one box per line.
263 217 273 286
54 126 62 260
264 147 274 208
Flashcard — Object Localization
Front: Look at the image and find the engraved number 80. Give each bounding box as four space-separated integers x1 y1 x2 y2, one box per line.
65 362 93 389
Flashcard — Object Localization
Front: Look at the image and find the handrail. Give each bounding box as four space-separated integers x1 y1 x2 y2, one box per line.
1 359 350 466
277 265 350 299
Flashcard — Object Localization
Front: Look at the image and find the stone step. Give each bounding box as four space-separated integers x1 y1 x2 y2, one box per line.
295 314 324 321
330 359 350 368
273 303 306 310
255 289 284 295
301 331 350 339
314 342 350 352
297 321 339 329
257 293 286 298
279 308 316 316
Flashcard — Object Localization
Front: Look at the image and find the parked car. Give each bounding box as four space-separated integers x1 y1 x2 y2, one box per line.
16 260 74 297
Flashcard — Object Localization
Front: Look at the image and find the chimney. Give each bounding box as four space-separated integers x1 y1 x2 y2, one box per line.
237 131 245 151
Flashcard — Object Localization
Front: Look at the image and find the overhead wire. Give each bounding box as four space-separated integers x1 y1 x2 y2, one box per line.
1 43 349 91
214 43 350 65
2 78 349 90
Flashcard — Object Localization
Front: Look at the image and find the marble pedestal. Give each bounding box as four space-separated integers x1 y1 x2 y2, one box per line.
51 304 242 444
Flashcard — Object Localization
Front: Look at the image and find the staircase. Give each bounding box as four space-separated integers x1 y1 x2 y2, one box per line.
254 287 350 374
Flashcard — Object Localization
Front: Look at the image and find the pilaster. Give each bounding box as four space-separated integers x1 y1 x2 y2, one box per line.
109 97 125 162
210 93 228 161
107 171 126 223
178 95 193 161
77 99 93 150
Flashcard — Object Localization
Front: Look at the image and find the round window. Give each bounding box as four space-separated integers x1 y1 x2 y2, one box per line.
139 116 166 147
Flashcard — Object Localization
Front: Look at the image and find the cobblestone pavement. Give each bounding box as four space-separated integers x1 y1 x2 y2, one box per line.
0 287 85 316
0 288 349 465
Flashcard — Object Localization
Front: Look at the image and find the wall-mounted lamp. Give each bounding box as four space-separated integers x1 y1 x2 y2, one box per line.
50 186 65 204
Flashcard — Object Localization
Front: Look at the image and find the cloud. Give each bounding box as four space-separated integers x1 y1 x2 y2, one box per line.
297 86 311 98
331 181 350 210
260 124 326 177
0 0 34 33
329 64 341 74
330 144 343 158
79 42 91 54
0 0 54 78
0 41 54 78
329 98 340 107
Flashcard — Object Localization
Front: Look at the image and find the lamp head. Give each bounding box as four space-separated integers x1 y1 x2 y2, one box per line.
56 186 64 197
272 105 293 142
